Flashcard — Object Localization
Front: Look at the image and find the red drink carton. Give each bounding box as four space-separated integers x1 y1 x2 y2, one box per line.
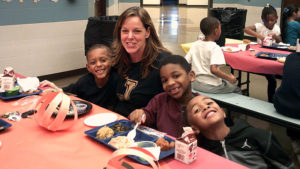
175 127 197 164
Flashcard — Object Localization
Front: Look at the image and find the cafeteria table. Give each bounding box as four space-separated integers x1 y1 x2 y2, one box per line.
0 92 248 169
181 40 290 95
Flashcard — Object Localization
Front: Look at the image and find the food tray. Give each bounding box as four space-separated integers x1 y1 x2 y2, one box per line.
255 51 288 60
0 89 42 101
0 119 12 132
262 44 296 52
85 119 175 165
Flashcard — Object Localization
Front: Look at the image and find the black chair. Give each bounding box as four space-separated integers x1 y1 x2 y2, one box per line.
84 16 119 56
210 8 247 46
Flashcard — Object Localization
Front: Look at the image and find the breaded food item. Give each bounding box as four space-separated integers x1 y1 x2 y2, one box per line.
108 136 134 149
156 137 175 151
243 39 251 44
226 48 232 52
96 125 114 139
289 46 296 51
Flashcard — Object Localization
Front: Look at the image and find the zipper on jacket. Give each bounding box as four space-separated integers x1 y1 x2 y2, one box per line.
221 140 229 159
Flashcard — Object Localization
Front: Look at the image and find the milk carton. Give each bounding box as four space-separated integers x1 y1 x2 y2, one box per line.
175 127 197 164
296 38 300 52
1 67 15 91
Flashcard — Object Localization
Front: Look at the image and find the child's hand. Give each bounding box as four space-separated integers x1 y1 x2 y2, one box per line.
268 32 276 38
39 80 62 91
259 34 265 41
128 109 146 124
228 74 237 84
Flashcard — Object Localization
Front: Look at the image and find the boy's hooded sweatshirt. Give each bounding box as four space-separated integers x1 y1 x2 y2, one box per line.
198 119 293 169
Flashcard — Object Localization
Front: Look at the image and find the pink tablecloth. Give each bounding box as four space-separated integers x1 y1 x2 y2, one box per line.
224 44 291 75
0 94 247 169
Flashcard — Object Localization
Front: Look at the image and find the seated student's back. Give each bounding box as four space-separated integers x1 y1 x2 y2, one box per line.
185 16 240 94
274 53 300 118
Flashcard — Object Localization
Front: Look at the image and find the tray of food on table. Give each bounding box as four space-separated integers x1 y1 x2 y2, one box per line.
0 119 12 132
255 51 289 60
262 43 296 52
0 86 42 100
85 119 175 165
0 67 42 100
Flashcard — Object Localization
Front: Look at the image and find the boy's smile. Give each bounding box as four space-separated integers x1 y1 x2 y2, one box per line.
160 63 194 100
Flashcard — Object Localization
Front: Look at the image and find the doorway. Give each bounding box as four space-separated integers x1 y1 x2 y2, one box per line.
162 0 178 6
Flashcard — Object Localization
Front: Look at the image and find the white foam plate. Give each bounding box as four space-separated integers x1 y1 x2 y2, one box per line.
84 113 118 127
221 46 240 52
250 42 258 45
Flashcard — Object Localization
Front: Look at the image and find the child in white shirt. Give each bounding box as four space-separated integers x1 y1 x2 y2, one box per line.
244 4 282 102
244 4 282 44
185 16 240 94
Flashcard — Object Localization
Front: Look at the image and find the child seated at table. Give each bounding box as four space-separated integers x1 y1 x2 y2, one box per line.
128 55 196 137
186 95 294 169
244 4 282 102
185 16 240 94
39 44 118 110
244 3 282 44
281 5 300 46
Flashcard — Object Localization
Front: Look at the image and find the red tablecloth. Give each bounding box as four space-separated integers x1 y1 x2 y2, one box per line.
224 44 290 75
0 94 248 169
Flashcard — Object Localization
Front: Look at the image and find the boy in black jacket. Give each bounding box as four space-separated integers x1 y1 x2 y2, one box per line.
39 44 118 110
186 95 294 169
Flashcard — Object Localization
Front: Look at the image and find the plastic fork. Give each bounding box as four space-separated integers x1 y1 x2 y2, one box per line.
127 114 145 140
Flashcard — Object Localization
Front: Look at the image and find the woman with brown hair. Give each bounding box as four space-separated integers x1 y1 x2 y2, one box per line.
112 6 171 117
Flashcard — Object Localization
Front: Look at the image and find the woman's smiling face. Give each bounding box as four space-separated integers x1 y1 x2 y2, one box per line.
120 16 150 62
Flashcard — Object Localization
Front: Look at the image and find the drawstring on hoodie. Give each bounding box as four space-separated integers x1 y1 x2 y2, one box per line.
221 140 229 159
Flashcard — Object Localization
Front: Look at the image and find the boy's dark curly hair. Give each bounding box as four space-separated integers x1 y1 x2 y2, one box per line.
200 16 220 36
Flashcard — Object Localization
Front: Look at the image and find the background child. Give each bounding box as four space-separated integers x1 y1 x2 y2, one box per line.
185 16 240 94
244 3 282 44
281 5 300 46
39 44 118 109
244 4 281 102
128 55 196 137
186 95 294 169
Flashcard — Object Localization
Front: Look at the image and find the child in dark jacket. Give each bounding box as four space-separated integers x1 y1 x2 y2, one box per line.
129 55 196 138
39 44 118 109
186 95 294 169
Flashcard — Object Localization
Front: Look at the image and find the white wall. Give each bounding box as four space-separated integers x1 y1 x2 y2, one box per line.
0 20 87 77
143 0 160 5
179 0 187 5
187 0 208 5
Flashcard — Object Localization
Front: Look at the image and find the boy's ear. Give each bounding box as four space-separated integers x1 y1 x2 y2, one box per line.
191 125 200 135
86 64 92 73
221 108 226 118
188 70 196 82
